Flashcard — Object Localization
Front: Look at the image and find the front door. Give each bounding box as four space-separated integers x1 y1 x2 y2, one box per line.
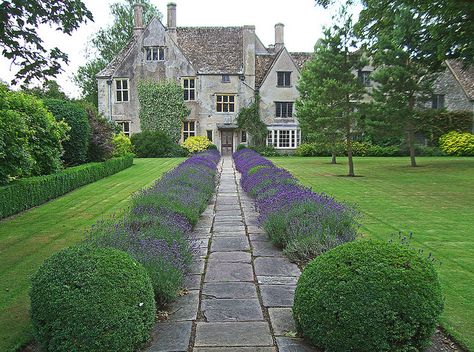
221 130 234 156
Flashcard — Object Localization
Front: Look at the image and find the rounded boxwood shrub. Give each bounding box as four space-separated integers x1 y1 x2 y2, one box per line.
30 245 156 352
131 130 185 157
293 240 443 352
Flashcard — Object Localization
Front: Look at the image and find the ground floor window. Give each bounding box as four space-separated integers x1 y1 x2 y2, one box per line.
267 129 301 149
117 121 131 137
241 130 247 143
206 130 213 142
182 121 196 141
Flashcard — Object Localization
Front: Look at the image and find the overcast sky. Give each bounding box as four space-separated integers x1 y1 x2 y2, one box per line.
0 0 360 98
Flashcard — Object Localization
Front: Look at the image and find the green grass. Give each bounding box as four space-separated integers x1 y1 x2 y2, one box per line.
271 156 474 351
0 158 183 352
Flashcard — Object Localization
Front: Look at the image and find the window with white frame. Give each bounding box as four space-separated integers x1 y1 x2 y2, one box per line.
145 46 165 61
275 102 294 118
277 71 291 87
267 129 301 149
216 94 236 113
182 78 196 101
182 121 196 141
115 79 129 102
117 121 131 137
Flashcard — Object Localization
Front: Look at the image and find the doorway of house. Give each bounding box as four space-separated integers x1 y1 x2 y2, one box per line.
221 130 233 156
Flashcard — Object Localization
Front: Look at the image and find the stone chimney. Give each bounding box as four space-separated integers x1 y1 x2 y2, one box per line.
133 3 144 36
167 3 177 42
243 25 256 87
275 23 284 51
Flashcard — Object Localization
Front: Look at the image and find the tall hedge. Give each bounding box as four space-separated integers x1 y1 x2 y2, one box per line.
83 103 115 162
0 155 133 219
43 99 91 165
0 85 68 181
137 80 190 143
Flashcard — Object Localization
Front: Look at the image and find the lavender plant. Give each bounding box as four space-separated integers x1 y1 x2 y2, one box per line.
234 148 359 264
85 149 220 305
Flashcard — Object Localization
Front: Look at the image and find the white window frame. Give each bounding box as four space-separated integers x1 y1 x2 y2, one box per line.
267 129 301 149
115 79 129 103
216 94 236 113
145 46 165 61
117 121 131 137
182 121 196 141
182 77 196 101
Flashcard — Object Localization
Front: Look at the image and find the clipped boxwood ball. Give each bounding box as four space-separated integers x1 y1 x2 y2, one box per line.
293 240 443 352
30 245 156 352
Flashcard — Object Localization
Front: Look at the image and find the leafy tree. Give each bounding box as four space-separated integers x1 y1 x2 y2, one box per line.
363 5 441 167
81 103 115 162
0 0 93 86
74 0 161 106
296 12 366 176
315 0 474 66
137 81 189 143
24 80 69 100
236 95 268 147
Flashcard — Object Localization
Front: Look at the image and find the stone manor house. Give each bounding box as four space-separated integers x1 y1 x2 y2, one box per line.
97 3 474 155
97 3 312 155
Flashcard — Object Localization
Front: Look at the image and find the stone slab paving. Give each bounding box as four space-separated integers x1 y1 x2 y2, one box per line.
146 156 319 351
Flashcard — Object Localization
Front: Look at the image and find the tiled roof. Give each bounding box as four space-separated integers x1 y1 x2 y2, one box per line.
447 59 474 100
177 27 243 74
290 52 312 70
97 38 136 78
255 54 276 87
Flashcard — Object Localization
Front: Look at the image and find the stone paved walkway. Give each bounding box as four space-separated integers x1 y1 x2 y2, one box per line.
146 156 316 352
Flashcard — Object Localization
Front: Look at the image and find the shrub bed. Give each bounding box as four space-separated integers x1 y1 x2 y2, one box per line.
86 150 220 305
293 240 444 352
30 245 156 352
233 149 359 263
0 155 133 219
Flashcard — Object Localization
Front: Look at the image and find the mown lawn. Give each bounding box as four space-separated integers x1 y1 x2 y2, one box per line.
271 156 474 351
0 158 183 352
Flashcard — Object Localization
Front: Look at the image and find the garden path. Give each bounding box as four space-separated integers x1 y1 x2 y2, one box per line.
145 156 316 351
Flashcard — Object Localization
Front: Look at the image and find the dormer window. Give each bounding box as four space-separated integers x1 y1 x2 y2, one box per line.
277 71 291 87
146 46 165 61
222 74 230 83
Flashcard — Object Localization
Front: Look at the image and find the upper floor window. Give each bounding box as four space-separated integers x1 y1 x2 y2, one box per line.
216 94 235 113
115 79 129 102
222 74 230 83
182 78 196 101
358 70 371 87
146 46 165 61
275 102 294 118
117 121 131 137
277 71 291 87
432 94 445 109
182 121 196 141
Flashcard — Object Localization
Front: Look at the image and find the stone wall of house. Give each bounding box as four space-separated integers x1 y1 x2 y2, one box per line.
432 69 472 111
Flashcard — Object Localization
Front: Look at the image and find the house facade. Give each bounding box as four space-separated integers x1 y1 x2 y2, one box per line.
97 3 311 154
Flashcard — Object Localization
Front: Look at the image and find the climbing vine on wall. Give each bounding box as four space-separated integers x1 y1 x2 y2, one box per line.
137 80 190 143
236 94 267 147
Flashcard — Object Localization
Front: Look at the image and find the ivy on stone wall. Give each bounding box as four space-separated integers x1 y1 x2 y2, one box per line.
137 80 190 143
237 94 268 147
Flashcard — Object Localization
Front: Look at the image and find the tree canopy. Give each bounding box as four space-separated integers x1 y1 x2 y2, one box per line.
0 0 93 86
297 12 366 176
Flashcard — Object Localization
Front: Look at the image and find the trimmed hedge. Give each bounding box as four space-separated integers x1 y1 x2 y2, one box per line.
30 245 155 352
0 155 133 219
294 240 444 352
